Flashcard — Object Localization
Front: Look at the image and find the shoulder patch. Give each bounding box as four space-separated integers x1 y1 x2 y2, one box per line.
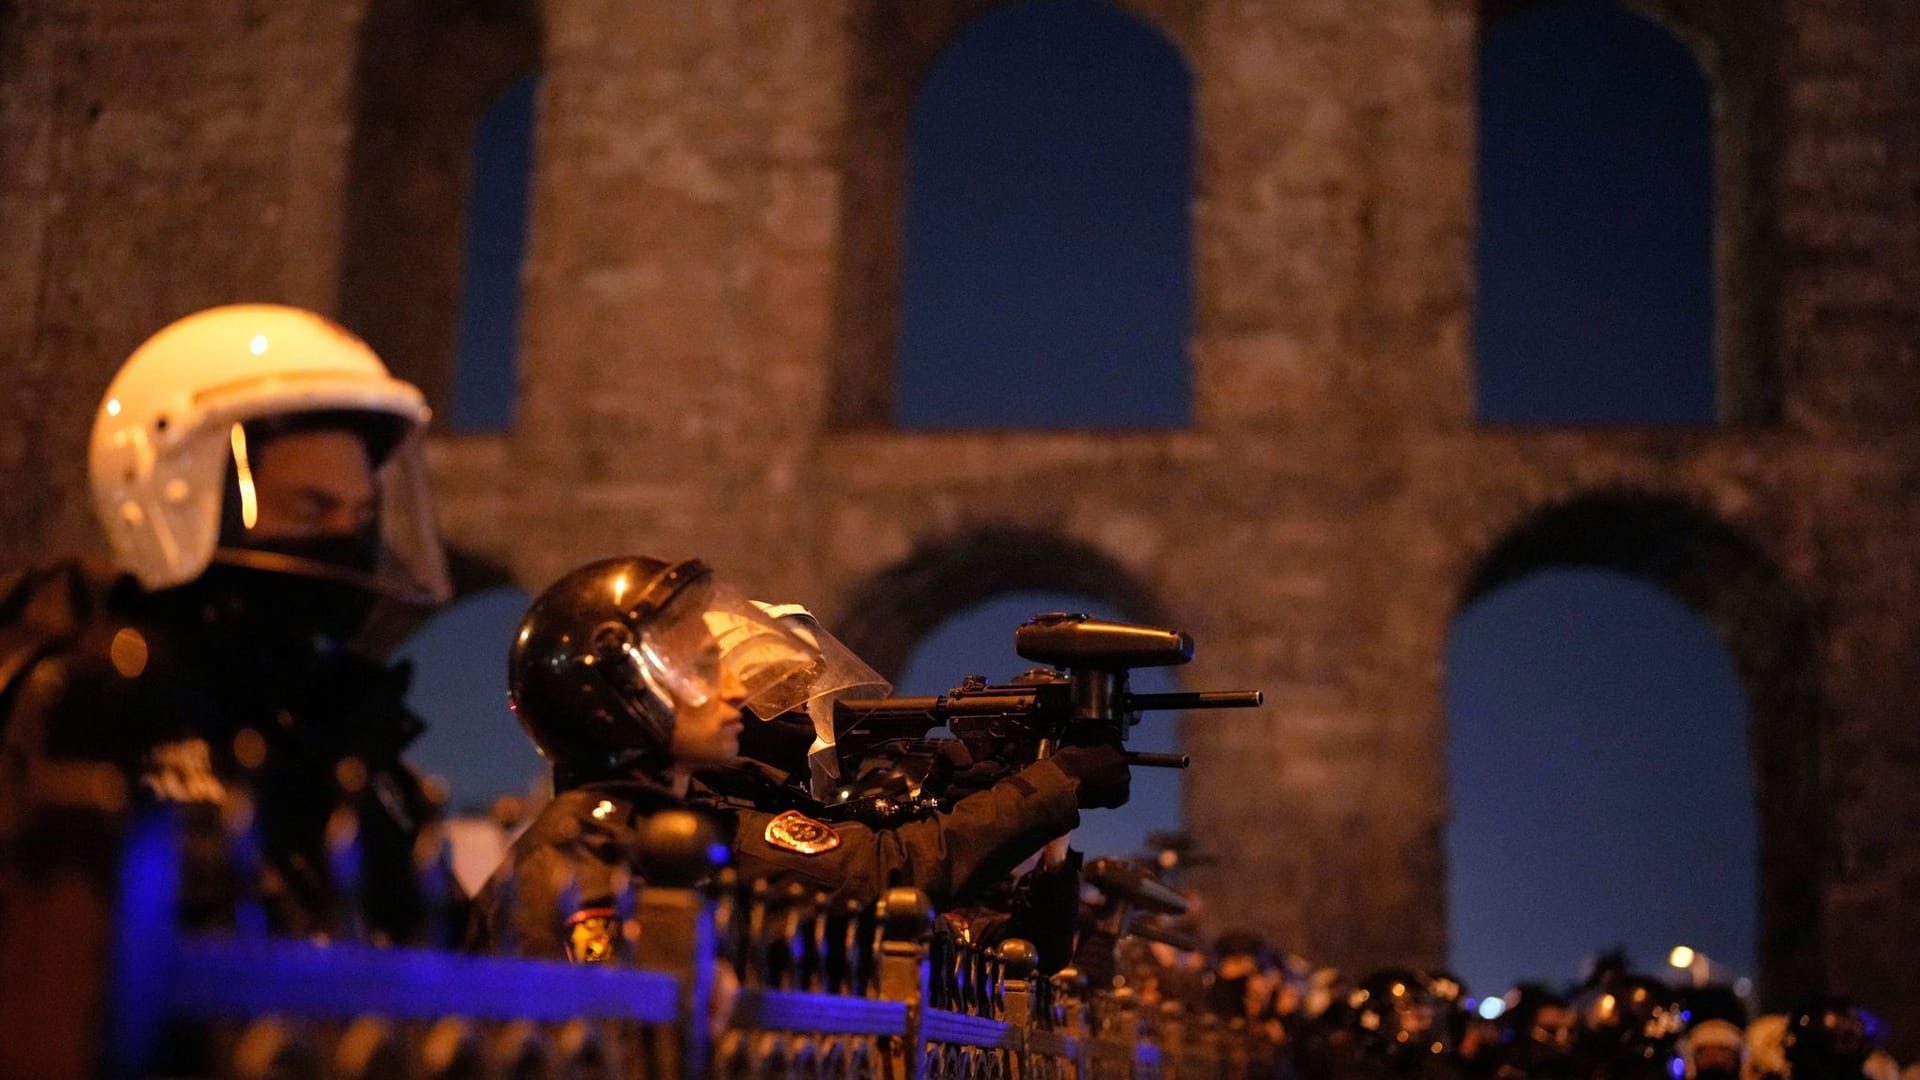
563 906 620 964
764 809 841 855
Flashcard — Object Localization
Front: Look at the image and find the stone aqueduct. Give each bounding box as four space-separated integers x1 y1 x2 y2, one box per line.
2 0 1916 1043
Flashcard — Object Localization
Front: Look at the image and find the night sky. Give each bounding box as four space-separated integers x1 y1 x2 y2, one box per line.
404 0 1753 999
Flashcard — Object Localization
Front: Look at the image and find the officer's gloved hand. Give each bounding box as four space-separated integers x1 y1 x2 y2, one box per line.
1051 744 1131 809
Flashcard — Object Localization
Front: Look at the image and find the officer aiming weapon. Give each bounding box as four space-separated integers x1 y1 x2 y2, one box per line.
823 612 1261 815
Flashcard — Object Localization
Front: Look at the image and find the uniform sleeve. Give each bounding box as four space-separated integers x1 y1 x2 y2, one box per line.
730 757 1081 907
466 793 626 961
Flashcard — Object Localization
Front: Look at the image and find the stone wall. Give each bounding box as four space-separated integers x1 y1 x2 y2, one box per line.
1 0 1916 1050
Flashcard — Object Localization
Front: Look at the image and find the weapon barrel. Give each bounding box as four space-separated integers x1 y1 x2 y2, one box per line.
1124 751 1190 769
1127 691 1263 712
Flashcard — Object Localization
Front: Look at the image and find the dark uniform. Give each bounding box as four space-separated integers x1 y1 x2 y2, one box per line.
466 756 1082 960
0 562 442 942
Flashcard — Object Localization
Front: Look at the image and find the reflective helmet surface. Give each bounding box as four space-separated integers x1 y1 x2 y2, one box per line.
89 303 448 600
509 556 824 788
1575 973 1686 1066
1346 967 1449 1059
508 556 711 782
1783 996 1871 1080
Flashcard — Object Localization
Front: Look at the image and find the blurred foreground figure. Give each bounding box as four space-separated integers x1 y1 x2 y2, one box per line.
1 304 454 941
466 555 1129 961
0 305 456 1062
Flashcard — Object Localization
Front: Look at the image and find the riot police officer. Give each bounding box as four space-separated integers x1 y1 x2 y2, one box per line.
1319 968 1463 1080
464 554 1132 961
1782 996 1874 1080
0 304 455 944
1571 972 1686 1080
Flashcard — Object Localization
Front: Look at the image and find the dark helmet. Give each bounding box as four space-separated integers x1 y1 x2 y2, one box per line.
1425 969 1470 1041
509 555 717 786
1346 967 1450 1060
509 556 857 790
1500 984 1580 1077
1782 995 1871 1080
1574 972 1686 1069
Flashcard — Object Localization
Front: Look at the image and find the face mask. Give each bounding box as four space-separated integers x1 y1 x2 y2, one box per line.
245 530 381 577
211 531 384 643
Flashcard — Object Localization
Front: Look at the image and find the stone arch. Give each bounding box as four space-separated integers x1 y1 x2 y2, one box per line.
335 0 542 416
1460 488 1825 1003
828 0 1199 429
895 0 1194 430
830 525 1174 684
1476 0 1785 424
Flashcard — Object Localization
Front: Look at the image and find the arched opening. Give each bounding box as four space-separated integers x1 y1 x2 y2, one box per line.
451 73 538 433
1475 0 1714 424
835 527 1182 858
1452 491 1826 1005
833 524 1173 681
832 0 1194 429
391 585 544 817
336 0 540 419
1448 566 1754 993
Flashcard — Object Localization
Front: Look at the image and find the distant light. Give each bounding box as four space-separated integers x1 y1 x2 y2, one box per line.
592 799 615 820
1669 946 1696 969
109 626 149 678
106 398 122 417
707 842 732 865
249 334 268 356
1669 1057 1687 1080
233 728 268 770
1479 998 1506 1020
1734 978 1753 997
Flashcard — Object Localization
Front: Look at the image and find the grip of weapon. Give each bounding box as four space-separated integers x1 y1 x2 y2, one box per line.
1124 751 1190 769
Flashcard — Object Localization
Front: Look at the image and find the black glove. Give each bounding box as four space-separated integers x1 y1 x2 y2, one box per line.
1051 744 1131 809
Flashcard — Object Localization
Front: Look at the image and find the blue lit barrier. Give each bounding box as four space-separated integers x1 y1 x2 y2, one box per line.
57 805 1251 1080
163 938 682 1024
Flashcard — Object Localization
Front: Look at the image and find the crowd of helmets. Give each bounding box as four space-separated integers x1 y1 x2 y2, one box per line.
1106 844 1905 1080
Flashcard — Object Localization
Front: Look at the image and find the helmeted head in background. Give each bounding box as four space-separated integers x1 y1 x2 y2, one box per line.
1573 972 1687 1072
1782 996 1873 1080
89 303 450 639
1344 967 1454 1062
1680 1018 1747 1080
508 556 863 791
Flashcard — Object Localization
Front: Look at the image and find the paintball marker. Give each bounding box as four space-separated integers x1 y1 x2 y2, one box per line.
824 612 1261 811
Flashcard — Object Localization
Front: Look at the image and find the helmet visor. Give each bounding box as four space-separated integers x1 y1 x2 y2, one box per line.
210 415 452 606
702 591 890 721
628 583 734 714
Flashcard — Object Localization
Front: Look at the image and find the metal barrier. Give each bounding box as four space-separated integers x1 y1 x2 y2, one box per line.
11 805 1258 1080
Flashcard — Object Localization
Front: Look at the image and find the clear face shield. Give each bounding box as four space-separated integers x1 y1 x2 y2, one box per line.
622 581 740 719
208 413 453 608
702 594 890 723
702 596 889 794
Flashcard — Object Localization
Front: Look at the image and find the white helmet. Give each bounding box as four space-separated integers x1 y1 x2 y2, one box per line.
90 303 452 602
